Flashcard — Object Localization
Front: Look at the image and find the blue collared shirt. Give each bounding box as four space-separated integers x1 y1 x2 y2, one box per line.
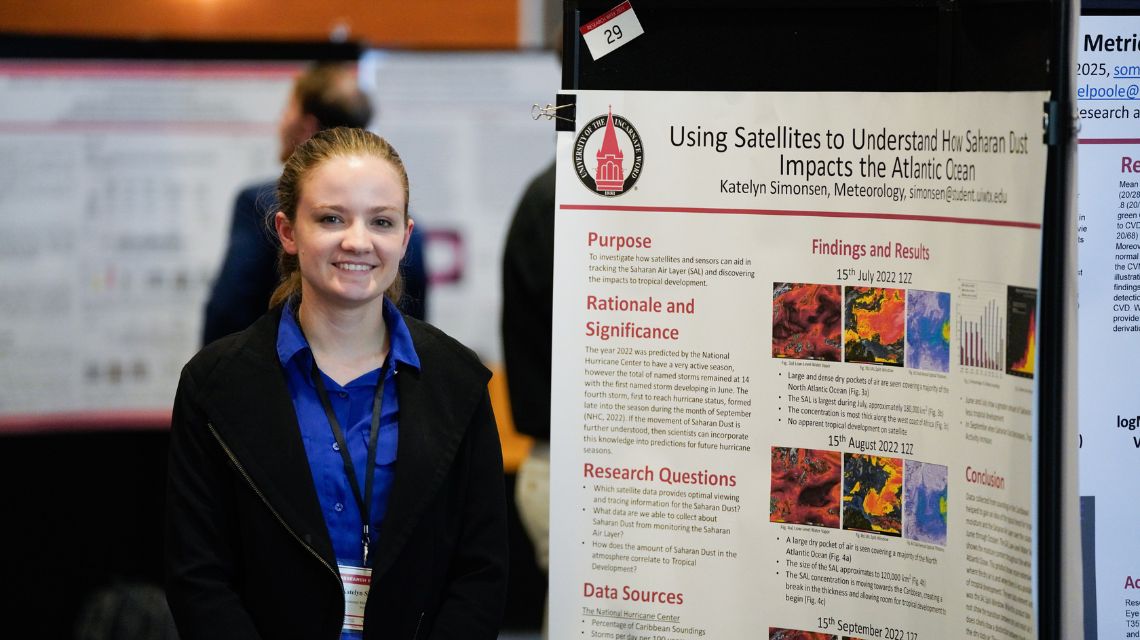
277 298 420 574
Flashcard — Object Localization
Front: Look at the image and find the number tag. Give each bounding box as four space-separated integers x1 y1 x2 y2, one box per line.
579 1 645 61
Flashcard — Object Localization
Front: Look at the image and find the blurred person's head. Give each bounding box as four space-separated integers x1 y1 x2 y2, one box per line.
278 63 374 164
271 127 412 311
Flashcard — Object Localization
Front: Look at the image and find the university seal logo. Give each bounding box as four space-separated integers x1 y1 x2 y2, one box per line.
572 107 644 196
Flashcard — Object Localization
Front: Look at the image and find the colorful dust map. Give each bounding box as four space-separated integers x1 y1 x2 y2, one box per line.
903 460 948 545
844 287 905 366
773 283 842 361
1006 285 1036 378
905 290 951 372
769 629 836 640
842 453 903 536
770 447 841 529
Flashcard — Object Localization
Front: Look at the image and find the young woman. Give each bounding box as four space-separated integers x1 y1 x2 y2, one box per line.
166 127 508 639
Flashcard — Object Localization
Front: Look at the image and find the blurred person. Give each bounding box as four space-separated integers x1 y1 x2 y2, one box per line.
500 161 555 637
203 63 427 346
167 128 508 639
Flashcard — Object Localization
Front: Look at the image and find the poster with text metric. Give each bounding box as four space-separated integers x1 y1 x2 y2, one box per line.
1076 14 1140 638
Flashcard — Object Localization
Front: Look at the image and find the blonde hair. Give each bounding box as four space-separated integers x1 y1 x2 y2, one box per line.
269 127 410 309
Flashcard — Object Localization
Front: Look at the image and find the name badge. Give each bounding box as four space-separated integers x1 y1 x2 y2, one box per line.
339 564 372 632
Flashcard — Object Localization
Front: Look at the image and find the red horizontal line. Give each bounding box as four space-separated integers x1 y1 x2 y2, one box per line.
1078 138 1140 144
559 204 1041 229
0 410 170 435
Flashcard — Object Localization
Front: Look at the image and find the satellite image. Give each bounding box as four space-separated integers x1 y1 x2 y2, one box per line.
772 283 843 361
842 453 903 536
769 629 836 640
1006 285 1036 379
770 447 842 529
903 460 948 545
844 287 905 366
905 290 951 372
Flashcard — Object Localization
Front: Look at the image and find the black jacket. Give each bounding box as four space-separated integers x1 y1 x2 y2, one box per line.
166 308 508 639
501 162 556 441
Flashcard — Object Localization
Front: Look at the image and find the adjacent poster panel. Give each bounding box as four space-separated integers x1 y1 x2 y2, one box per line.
0 61 294 429
550 91 1047 639
360 51 560 362
1076 14 1140 638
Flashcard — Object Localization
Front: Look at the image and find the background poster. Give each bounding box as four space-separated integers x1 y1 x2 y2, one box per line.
0 61 294 427
0 52 559 428
360 50 559 362
1076 14 1140 638
550 91 1047 639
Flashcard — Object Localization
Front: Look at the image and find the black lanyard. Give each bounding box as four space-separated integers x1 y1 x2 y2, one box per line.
310 357 388 567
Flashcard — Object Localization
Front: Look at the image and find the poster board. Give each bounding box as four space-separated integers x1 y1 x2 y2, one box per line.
547 1 1079 637
0 60 296 430
1075 12 1140 638
549 89 1048 639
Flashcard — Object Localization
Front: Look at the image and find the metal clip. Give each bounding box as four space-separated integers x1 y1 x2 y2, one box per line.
1043 100 1060 146
531 103 575 123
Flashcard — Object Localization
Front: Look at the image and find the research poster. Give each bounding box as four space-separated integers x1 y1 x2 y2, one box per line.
549 91 1047 639
1076 15 1140 638
0 62 293 428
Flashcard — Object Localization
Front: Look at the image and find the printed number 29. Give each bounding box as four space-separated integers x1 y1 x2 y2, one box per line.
605 25 623 44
